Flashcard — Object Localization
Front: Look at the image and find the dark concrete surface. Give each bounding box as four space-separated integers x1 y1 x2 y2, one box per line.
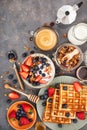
0 0 87 130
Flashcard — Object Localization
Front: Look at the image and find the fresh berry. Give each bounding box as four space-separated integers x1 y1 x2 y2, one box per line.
50 22 55 27
63 86 67 90
44 94 48 99
21 64 30 72
8 92 20 100
74 82 83 92
39 70 42 74
62 104 68 108
6 99 12 104
21 103 32 113
25 56 33 67
17 104 22 109
39 79 47 84
42 58 47 63
8 74 14 80
9 110 16 120
48 98 53 103
40 65 44 69
65 112 70 117
34 65 39 71
44 90 48 95
20 117 30 126
40 95 45 100
29 118 33 122
30 50 35 54
72 119 78 123
42 73 46 77
76 112 85 120
7 50 17 60
58 124 62 128
19 71 28 79
48 87 55 97
42 101 46 106
22 52 28 58
12 79 18 84
35 75 42 82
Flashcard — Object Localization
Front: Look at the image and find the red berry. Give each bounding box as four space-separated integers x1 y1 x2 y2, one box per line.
21 103 32 113
21 64 30 72
74 82 83 92
8 92 20 100
20 117 30 125
19 71 28 79
76 112 85 120
48 87 55 97
24 56 33 67
35 75 42 82
9 110 16 120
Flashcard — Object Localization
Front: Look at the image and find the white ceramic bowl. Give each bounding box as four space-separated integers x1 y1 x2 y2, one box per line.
21 53 55 89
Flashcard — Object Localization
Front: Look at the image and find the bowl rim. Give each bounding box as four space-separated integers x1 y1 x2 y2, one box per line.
7 101 37 130
54 43 83 71
21 53 55 89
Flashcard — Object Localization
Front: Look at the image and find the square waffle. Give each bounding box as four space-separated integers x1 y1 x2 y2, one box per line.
59 84 87 112
43 97 71 124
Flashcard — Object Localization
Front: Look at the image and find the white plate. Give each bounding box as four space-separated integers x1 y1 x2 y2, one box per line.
37 76 87 130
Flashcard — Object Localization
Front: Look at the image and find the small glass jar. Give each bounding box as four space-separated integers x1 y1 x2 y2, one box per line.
35 122 46 130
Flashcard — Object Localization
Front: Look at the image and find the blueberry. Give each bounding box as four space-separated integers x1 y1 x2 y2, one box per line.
72 119 78 123
17 104 22 109
30 50 35 54
46 63 50 67
16 115 20 120
35 56 39 61
19 114 22 117
62 104 68 108
40 95 45 100
39 70 42 74
40 65 44 69
55 83 60 89
44 94 48 99
8 74 14 80
65 112 70 117
36 82 40 86
29 118 33 122
34 65 39 71
44 90 48 95
42 58 47 63
48 98 53 103
33 58 37 63
42 73 46 77
12 79 18 84
17 109 21 113
42 101 46 106
39 57 43 62
63 86 67 90
58 124 62 128
22 52 28 58
6 99 12 104
8 53 15 59
30 68 33 72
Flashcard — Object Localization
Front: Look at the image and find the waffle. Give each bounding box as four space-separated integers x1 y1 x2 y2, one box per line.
59 84 87 112
51 89 76 119
43 97 71 124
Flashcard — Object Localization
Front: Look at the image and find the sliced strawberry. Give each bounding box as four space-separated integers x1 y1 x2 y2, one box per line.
48 87 55 97
19 71 28 79
20 117 30 125
21 103 32 113
8 92 20 100
39 79 47 84
25 56 33 67
76 112 85 120
74 82 83 92
9 110 16 120
21 64 30 72
35 75 42 82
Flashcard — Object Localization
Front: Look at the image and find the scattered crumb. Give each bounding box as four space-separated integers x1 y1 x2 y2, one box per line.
4 94 7 96
63 33 67 38
43 23 49 26
24 45 30 51
29 37 33 41
18 62 21 65
6 108 8 111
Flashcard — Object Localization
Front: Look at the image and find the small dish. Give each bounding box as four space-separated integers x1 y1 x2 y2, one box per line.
7 101 37 130
19 53 55 89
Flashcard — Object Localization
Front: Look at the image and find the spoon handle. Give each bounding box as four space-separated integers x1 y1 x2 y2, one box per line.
13 63 24 90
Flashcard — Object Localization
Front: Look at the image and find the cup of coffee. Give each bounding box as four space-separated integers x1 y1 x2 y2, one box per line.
76 66 87 82
33 26 59 51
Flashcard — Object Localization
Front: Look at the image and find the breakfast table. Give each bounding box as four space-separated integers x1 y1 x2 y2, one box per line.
0 0 87 130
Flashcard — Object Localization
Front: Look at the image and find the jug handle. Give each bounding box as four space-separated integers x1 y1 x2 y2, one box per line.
73 2 83 11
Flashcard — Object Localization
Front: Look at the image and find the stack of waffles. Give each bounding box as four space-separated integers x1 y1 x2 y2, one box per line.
43 84 87 124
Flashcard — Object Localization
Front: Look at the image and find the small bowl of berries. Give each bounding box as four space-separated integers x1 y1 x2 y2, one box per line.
7 101 37 130
19 53 55 88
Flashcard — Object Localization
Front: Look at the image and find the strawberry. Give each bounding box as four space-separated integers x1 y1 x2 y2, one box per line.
19 71 28 79
9 110 16 120
35 75 42 82
76 112 85 120
21 64 30 72
74 82 83 92
39 79 47 84
25 56 33 67
20 117 30 126
48 87 55 97
8 92 20 100
21 103 32 113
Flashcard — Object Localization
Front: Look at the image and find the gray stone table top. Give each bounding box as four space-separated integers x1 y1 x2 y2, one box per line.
0 0 87 130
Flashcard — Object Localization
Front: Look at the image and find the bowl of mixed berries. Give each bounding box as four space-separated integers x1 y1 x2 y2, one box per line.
19 53 55 88
7 101 37 130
